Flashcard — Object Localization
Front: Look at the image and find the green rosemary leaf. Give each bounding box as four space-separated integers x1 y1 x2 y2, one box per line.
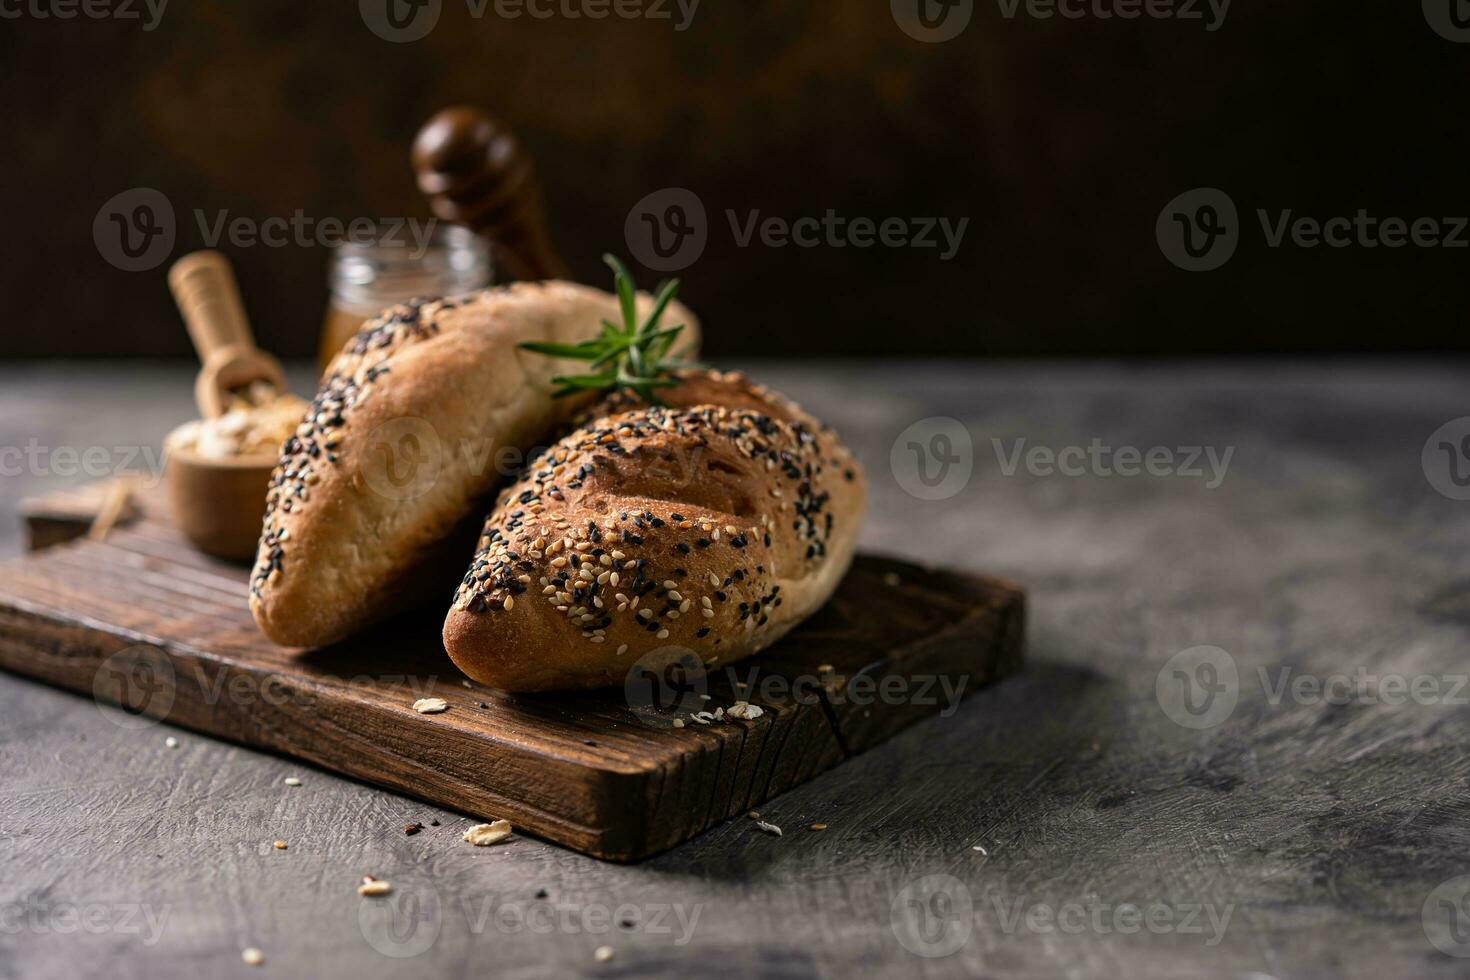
643 279 681 336
604 254 638 335
550 371 620 389
523 255 699 404
518 340 604 360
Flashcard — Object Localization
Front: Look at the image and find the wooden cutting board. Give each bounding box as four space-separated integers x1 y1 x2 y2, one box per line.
0 483 1024 861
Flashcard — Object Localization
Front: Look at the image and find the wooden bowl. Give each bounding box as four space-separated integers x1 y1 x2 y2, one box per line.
164 441 275 562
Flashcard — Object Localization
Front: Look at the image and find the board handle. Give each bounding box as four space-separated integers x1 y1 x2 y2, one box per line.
168 251 286 418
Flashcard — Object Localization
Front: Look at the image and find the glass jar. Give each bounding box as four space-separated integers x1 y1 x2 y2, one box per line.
320 223 492 373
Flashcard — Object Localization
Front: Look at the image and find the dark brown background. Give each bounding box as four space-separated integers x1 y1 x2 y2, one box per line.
2 0 1466 359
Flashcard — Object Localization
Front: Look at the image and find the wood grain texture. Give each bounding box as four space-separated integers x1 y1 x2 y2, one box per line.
0 483 1022 862
2 362 1470 979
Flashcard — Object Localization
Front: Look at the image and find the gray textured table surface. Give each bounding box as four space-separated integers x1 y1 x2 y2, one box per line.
3 360 1470 980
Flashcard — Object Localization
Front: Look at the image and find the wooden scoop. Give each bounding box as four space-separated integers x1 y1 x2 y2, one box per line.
164 251 287 561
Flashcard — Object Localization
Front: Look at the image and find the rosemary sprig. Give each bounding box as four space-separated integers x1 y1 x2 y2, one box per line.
519 254 699 405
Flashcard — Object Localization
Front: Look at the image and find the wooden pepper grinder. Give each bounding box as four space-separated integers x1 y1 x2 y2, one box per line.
411 107 568 282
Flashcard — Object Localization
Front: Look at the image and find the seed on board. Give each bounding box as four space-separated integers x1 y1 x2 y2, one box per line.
358 880 393 897
463 819 513 846
404 822 423 836
283 777 302 787
413 697 449 714
594 945 615 962
241 947 265 967
164 736 178 749
755 820 783 837
273 840 288 850
727 702 764 721
808 824 827 832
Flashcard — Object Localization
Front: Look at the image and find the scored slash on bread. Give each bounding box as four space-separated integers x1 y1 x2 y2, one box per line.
442 370 867 692
248 281 700 648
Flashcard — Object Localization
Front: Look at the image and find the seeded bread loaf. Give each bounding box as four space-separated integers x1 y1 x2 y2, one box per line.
442 371 867 691
249 282 701 647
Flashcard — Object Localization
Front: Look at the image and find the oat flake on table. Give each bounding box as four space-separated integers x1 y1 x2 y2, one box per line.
413 697 449 714
463 819 513 846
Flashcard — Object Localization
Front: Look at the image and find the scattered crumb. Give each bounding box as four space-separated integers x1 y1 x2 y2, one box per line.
698 694 711 701
883 572 901 586
535 888 548 900
478 702 488 709
283 777 302 787
972 845 988 855
817 663 834 673
594 945 614 962
727 702 764 720
273 840 287 850
755 820 783 837
809 823 827 832
404 822 423 836
747 811 760 820
672 719 685 728
164 736 178 749
358 880 392 897
464 820 513 846
241 947 264 967
430 820 440 827
413 697 449 714
462 680 473 688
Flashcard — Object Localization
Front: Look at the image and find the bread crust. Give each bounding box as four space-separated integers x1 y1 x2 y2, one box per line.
249 282 700 647
442 371 867 691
